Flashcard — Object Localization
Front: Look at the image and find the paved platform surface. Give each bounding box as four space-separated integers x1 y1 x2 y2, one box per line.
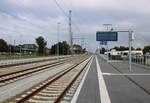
98 54 150 103
76 54 150 103
76 57 101 103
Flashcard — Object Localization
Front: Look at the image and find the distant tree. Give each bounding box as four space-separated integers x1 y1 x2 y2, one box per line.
143 46 150 54
112 46 134 51
61 41 70 54
36 36 47 55
131 46 135 50
0 39 8 52
126 46 135 50
100 48 106 54
119 46 128 51
136 48 142 50
113 46 128 51
82 48 86 53
51 41 70 55
113 46 120 51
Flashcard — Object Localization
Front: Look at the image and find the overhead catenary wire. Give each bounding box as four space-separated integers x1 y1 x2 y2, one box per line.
53 0 82 35
53 0 70 26
61 0 84 34
53 0 68 18
0 9 51 35
0 8 57 46
0 9 42 31
53 0 87 48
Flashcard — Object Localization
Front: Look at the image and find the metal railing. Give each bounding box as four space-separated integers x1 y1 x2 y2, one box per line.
99 53 150 67
132 55 150 67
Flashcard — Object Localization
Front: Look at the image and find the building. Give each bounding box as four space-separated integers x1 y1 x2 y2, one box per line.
105 49 143 56
72 45 82 54
121 50 143 56
45 48 51 55
21 44 38 55
105 49 121 56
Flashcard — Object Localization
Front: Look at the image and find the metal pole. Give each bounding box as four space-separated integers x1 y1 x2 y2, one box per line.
20 46 22 57
103 24 112 62
129 30 132 71
20 35 22 57
99 41 101 54
62 43 64 55
98 29 134 71
69 10 73 54
14 40 15 57
57 22 61 57
9 45 11 56
106 43 109 61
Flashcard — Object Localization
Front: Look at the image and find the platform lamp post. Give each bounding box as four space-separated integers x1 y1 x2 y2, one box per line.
128 30 134 71
57 22 61 58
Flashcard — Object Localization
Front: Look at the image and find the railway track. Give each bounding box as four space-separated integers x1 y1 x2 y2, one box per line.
4 55 92 103
0 57 72 76
0 55 86 87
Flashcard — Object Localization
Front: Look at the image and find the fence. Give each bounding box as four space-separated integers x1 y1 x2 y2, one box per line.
132 55 150 66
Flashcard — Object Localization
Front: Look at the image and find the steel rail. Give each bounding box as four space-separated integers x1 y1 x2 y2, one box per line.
54 56 92 103
0 56 82 86
14 56 91 103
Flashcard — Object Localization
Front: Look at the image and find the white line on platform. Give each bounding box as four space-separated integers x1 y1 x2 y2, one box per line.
96 56 111 103
107 61 124 62
71 56 93 103
102 73 150 76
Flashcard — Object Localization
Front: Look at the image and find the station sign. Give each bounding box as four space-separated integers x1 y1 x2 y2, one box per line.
96 31 118 41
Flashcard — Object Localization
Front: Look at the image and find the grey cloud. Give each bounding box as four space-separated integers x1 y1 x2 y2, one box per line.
0 0 150 52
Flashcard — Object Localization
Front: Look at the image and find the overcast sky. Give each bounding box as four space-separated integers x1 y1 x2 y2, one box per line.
0 0 150 51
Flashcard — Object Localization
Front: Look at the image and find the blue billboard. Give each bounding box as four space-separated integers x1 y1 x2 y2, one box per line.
96 32 118 41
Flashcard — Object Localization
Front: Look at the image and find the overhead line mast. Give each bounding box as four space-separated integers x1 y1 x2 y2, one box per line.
69 10 73 53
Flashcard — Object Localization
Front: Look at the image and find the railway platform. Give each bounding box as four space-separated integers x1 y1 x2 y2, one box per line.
75 57 101 103
73 54 150 103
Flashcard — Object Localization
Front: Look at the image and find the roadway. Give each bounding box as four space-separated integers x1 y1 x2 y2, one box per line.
75 54 150 103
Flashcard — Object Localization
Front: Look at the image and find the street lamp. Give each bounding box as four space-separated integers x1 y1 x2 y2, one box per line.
57 22 61 57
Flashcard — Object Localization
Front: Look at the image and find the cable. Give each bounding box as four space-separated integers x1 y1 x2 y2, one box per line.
53 0 68 18
0 8 50 35
53 0 83 35
0 8 53 39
